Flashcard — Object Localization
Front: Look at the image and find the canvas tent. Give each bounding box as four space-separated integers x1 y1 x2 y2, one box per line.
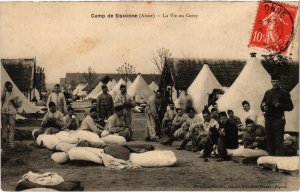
1 64 40 114
188 64 222 113
73 83 88 97
128 74 154 102
107 79 117 92
148 81 159 92
86 81 103 99
217 55 272 119
111 78 126 99
127 80 132 89
285 84 299 132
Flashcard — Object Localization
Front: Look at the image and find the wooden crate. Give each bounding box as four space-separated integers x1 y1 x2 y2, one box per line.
278 169 299 177
231 156 258 165
259 163 277 171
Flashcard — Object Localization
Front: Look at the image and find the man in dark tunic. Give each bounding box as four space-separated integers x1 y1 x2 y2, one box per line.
216 111 239 161
261 74 293 156
97 85 114 124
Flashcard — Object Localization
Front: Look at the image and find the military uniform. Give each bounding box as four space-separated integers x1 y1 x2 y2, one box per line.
261 87 293 156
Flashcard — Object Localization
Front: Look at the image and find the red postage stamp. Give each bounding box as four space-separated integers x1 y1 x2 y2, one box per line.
249 1 298 54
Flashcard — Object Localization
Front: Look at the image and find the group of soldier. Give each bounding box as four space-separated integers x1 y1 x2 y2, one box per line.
147 75 295 160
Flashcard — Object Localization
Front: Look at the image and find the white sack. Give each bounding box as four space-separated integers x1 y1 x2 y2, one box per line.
70 130 104 145
55 131 79 144
68 147 104 165
130 150 177 167
51 152 69 164
55 142 76 152
101 135 126 144
36 135 60 150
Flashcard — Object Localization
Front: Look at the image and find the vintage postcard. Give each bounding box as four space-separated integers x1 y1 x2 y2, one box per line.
0 1 299 191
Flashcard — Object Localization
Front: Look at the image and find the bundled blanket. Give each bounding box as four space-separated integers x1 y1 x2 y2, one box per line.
257 156 299 171
16 171 83 191
227 146 269 158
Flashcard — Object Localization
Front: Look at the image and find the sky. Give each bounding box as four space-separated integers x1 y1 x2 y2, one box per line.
0 2 298 83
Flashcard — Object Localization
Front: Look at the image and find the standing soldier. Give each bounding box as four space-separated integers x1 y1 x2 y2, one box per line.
261 74 293 156
47 84 67 115
146 89 167 139
97 85 114 125
1 81 22 149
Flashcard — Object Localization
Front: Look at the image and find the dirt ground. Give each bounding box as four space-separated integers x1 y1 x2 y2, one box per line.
1 101 299 191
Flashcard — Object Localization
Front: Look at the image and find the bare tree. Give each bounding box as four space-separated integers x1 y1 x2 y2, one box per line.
152 48 172 74
35 66 46 93
116 62 136 84
83 67 96 91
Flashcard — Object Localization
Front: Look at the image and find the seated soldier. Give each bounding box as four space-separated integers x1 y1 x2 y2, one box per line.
176 107 203 150
199 112 238 161
85 99 98 117
243 119 266 150
227 110 244 142
63 106 80 131
161 107 188 145
161 102 177 135
216 112 239 161
34 102 64 139
85 99 103 125
105 105 131 141
79 108 104 135
227 110 242 128
192 109 219 152
284 134 298 156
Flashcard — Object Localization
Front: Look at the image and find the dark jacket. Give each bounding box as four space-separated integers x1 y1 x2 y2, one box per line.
220 121 239 149
261 87 293 119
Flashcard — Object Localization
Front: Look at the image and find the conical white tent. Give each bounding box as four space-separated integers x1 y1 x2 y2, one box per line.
111 78 126 99
1 64 40 114
73 83 88 97
188 64 222 113
285 84 299 132
149 81 159 92
217 56 272 118
128 74 154 102
127 80 132 89
107 79 117 92
86 81 103 99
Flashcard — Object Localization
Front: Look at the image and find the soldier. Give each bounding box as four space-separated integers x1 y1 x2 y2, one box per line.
97 85 114 124
261 74 293 156
47 84 67 114
1 81 22 148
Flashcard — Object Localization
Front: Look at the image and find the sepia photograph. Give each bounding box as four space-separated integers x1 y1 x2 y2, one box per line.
0 1 299 191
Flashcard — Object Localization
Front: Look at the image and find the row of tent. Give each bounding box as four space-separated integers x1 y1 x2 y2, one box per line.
81 75 159 103
2 56 297 132
175 55 298 132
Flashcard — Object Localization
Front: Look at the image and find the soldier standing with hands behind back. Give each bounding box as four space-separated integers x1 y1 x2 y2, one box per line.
261 74 293 156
